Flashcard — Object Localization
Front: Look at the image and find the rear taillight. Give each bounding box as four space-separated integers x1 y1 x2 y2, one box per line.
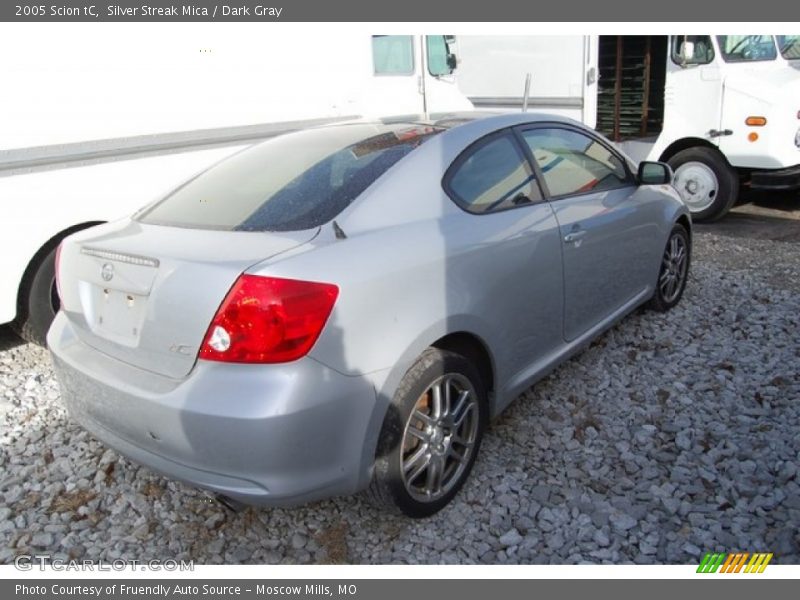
54 242 63 301
199 275 339 364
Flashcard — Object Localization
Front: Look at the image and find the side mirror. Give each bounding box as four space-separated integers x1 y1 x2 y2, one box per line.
447 52 458 71
679 41 695 65
638 161 673 185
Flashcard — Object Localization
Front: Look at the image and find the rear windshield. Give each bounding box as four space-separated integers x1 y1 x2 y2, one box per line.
137 123 442 232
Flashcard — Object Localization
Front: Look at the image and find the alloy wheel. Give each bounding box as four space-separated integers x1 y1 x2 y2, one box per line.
400 373 480 503
659 232 688 303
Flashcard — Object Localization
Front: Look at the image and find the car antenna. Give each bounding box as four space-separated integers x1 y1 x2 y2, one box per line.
332 220 347 240
522 73 531 113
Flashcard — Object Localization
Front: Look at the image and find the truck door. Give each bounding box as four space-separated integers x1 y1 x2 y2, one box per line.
366 35 426 115
715 35 781 167
420 35 474 113
663 35 724 143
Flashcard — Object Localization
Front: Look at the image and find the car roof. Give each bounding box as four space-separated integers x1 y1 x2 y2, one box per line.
411 109 579 127
329 111 582 134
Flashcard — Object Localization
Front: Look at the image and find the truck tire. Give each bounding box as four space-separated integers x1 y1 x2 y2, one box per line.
13 245 59 347
668 147 739 222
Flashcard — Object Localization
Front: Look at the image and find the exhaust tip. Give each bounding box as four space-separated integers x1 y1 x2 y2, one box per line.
214 493 246 513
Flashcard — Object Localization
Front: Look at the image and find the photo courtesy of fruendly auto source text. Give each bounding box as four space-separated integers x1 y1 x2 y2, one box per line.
0 0 798 597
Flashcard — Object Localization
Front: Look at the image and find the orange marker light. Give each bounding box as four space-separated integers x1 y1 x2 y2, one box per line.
748 132 759 142
745 116 767 126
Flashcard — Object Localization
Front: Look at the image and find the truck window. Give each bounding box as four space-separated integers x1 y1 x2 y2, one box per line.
716 35 777 62
427 35 455 77
670 35 715 65
372 35 415 75
777 35 800 60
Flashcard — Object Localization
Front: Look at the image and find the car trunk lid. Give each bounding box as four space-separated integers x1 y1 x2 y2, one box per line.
57 219 318 379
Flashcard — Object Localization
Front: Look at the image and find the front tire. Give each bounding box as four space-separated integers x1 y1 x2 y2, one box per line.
367 348 487 518
648 223 690 312
668 147 738 222
12 245 59 346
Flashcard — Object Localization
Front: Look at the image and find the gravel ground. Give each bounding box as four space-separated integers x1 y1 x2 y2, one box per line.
1 229 799 565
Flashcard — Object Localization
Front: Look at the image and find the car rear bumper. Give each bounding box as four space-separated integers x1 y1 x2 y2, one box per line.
750 164 800 191
47 312 380 507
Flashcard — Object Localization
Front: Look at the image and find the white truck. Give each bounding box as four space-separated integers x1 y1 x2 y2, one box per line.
0 27 470 344
454 34 800 222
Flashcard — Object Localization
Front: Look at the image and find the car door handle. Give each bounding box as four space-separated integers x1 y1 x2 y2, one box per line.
564 230 587 243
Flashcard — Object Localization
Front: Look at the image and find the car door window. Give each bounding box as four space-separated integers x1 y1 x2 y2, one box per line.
444 132 542 213
521 128 631 198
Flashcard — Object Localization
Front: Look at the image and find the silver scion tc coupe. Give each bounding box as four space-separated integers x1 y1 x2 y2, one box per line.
49 113 691 518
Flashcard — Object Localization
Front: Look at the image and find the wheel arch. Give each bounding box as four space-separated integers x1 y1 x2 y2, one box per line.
15 221 105 319
357 325 497 491
658 137 725 164
675 213 692 237
430 331 496 401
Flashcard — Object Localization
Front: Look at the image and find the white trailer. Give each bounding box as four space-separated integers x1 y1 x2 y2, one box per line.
454 34 800 222
0 26 471 344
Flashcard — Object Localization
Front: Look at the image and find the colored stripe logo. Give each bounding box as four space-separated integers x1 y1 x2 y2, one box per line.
697 552 773 573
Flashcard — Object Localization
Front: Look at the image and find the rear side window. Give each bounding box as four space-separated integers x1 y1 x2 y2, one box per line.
444 132 542 214
521 128 631 197
372 35 414 75
137 124 441 232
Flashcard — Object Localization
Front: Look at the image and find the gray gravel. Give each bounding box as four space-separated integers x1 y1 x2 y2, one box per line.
1 229 799 565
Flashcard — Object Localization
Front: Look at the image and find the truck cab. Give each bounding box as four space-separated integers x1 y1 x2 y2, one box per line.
600 35 800 221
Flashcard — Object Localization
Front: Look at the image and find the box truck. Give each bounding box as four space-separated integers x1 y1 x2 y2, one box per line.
0 26 470 344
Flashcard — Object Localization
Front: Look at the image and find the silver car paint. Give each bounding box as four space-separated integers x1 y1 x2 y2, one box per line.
49 313 383 505
551 185 664 341
49 112 690 505
57 222 319 379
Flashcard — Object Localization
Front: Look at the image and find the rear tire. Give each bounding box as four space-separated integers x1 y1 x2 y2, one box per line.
366 348 487 518
668 147 738 222
13 246 59 346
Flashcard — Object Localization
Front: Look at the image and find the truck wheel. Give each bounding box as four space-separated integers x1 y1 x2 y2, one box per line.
13 245 59 347
668 147 739 222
